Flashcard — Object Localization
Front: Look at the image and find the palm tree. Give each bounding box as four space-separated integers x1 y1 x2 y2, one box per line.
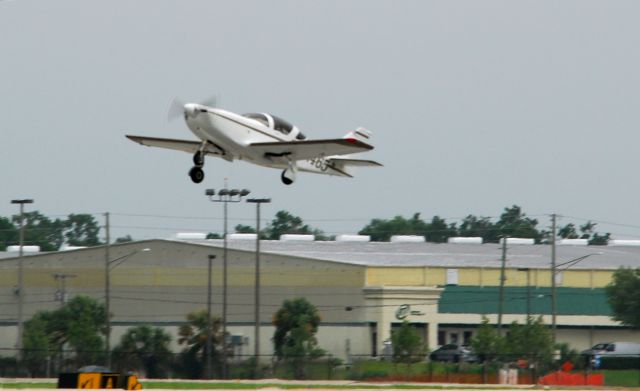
177 310 226 378
112 325 172 378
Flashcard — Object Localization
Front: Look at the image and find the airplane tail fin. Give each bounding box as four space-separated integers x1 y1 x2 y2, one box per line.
343 127 372 144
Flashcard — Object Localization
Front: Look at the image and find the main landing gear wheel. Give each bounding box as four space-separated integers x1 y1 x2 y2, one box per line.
281 170 293 185
189 167 205 183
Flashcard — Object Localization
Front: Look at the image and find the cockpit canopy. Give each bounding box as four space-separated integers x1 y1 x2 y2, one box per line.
243 113 306 140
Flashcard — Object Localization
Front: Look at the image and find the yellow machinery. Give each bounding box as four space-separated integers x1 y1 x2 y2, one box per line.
57 371 142 389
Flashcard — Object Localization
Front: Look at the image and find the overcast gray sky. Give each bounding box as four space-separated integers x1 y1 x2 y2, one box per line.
2 0 640 241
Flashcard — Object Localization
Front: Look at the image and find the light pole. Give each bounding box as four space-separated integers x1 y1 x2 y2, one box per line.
497 236 507 335
205 187 250 378
11 198 33 362
105 247 150 369
246 197 270 377
517 268 531 321
206 254 216 379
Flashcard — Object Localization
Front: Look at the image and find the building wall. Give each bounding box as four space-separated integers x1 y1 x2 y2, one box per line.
0 240 369 360
367 266 615 289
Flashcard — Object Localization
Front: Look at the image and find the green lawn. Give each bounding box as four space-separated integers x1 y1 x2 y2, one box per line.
601 369 640 387
0 381 523 390
3 367 639 389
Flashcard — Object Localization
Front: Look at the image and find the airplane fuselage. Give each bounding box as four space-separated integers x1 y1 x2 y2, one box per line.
184 104 327 173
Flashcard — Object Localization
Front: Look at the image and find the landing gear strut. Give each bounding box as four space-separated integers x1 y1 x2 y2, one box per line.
189 150 205 183
281 162 297 185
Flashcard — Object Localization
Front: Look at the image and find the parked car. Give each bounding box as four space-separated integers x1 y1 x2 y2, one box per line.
429 344 478 363
581 342 640 358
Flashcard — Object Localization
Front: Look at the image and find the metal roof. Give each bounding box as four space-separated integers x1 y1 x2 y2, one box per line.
2 238 639 270
173 239 640 270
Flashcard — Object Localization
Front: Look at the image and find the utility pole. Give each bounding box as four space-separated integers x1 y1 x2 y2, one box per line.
551 213 557 341
222 197 228 378
497 236 507 334
11 198 33 364
206 255 215 379
247 198 270 378
104 212 112 368
517 268 531 320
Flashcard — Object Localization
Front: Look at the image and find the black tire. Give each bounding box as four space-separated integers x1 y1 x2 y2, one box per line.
189 167 205 183
193 151 204 166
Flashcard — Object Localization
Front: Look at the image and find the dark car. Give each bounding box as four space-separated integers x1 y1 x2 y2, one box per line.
429 344 478 363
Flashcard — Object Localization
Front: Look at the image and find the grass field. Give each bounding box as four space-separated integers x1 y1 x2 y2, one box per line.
600 369 640 387
1 367 639 388
0 381 527 390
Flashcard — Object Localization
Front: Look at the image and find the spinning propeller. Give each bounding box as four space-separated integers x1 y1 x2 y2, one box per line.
166 96 218 122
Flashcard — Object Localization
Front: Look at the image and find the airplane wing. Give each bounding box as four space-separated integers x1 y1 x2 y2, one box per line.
126 135 224 155
249 138 373 161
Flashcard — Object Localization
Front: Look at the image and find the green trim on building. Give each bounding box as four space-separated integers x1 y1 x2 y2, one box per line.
439 286 612 316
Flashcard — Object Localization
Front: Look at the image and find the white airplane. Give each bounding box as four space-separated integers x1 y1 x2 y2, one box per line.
126 103 382 185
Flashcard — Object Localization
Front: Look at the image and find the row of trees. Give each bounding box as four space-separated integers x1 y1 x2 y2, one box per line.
0 212 134 251
235 206 612 244
358 206 611 244
390 316 559 374
22 295 325 379
470 317 555 371
0 205 612 250
0 213 103 251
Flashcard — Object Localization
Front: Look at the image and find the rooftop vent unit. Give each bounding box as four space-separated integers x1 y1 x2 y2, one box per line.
6 245 40 253
557 239 588 246
447 237 483 244
390 235 426 243
279 234 315 242
499 238 535 245
59 245 87 251
608 239 640 247
175 232 207 240
227 233 258 240
335 234 371 242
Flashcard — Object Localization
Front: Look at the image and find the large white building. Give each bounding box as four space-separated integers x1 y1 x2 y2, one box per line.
0 237 638 360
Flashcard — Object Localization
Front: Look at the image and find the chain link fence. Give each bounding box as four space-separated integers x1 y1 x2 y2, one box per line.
2 348 640 386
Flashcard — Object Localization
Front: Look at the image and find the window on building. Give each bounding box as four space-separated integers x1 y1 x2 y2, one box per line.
446 269 459 285
450 332 459 344
438 330 446 346
463 331 473 345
